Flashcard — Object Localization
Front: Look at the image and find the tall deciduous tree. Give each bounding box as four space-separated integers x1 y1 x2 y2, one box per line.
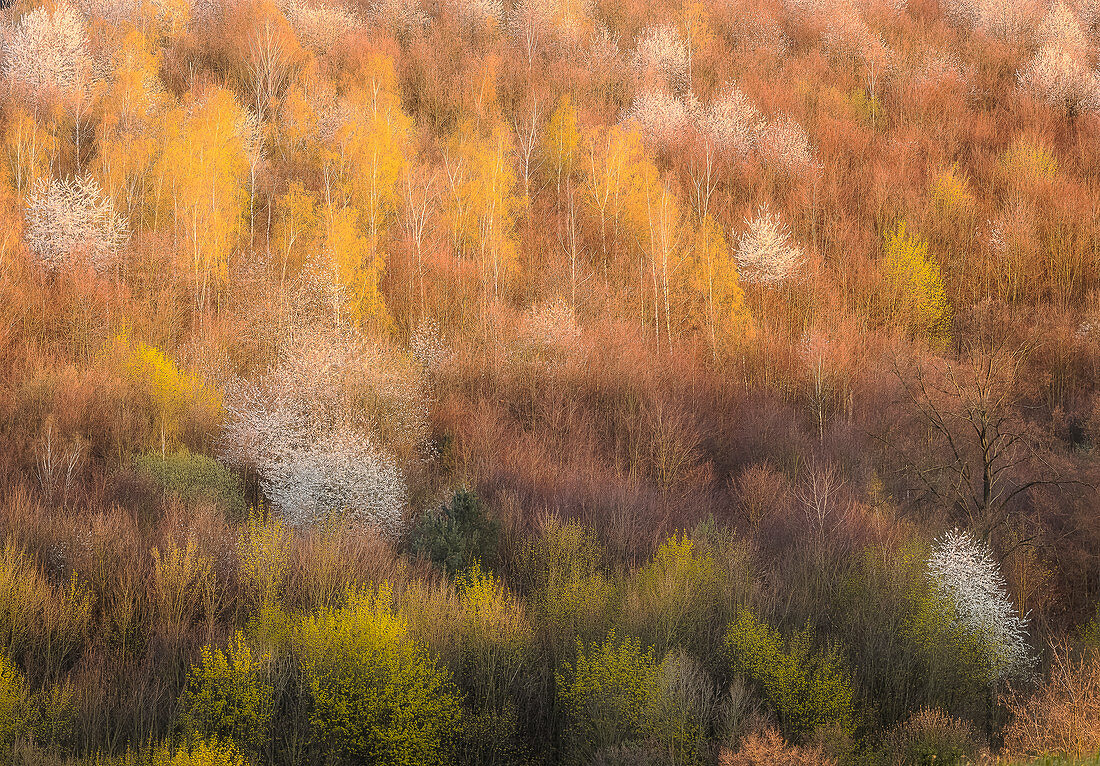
154 88 251 314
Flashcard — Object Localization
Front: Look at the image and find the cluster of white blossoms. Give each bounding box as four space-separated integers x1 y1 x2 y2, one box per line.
623 89 697 146
624 81 816 171
757 116 817 171
928 530 1037 683
1018 2 1098 112
735 203 805 284
220 328 416 537
25 177 131 275
1 3 89 93
285 2 364 53
700 85 761 156
632 24 690 92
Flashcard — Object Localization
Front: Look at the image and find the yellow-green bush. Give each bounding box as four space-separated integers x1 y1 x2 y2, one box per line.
627 534 722 655
0 543 93 668
723 610 856 743
881 222 952 345
134 449 244 519
517 516 620 658
178 632 274 753
237 512 292 610
108 334 223 451
557 632 708 764
403 562 530 706
297 585 462 765
0 654 30 752
153 740 249 766
557 631 660 762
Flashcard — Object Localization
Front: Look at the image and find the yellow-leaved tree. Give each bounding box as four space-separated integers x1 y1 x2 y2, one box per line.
687 215 753 358
319 54 411 330
153 89 253 314
882 221 952 344
92 26 165 226
541 93 579 198
443 120 522 304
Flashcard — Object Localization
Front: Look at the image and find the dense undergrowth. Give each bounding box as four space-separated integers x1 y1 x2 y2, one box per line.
0 0 1099 760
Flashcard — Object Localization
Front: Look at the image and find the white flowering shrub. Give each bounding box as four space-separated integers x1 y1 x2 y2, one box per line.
623 89 696 146
1018 2 1097 112
735 203 805 284
25 177 130 275
264 432 405 534
700 84 760 156
632 24 690 91
928 530 1037 683
757 115 817 171
286 3 364 53
2 3 89 93
221 328 426 536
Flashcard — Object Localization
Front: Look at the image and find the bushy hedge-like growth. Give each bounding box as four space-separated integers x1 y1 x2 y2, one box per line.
179 632 274 754
723 610 856 743
297 585 462 765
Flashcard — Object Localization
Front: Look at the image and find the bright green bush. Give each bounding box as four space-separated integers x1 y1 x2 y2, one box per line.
558 631 660 761
723 609 856 743
296 585 462 765
178 632 274 753
410 489 500 576
628 534 722 655
134 449 245 518
557 632 706 764
0 654 30 752
152 740 250 766
518 516 619 657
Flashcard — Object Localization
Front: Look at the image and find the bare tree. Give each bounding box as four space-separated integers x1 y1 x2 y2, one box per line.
880 327 1090 543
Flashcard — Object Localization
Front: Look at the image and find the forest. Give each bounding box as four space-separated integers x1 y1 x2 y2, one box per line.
0 0 1098 761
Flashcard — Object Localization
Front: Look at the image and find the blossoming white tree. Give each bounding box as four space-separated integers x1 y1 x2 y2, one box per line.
220 328 423 537
700 84 760 157
622 89 696 147
632 24 690 92
25 176 131 275
1 3 89 93
735 203 805 284
1017 2 1097 113
928 529 1037 683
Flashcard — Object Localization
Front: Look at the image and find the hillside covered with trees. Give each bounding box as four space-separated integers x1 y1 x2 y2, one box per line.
0 0 1098 761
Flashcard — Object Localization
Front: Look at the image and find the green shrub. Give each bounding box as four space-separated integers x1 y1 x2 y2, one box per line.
134 449 245 518
153 740 249 766
723 609 856 743
178 633 274 753
0 654 30 752
517 516 619 658
296 585 462 765
556 632 706 764
558 631 660 762
628 534 722 655
410 489 500 576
